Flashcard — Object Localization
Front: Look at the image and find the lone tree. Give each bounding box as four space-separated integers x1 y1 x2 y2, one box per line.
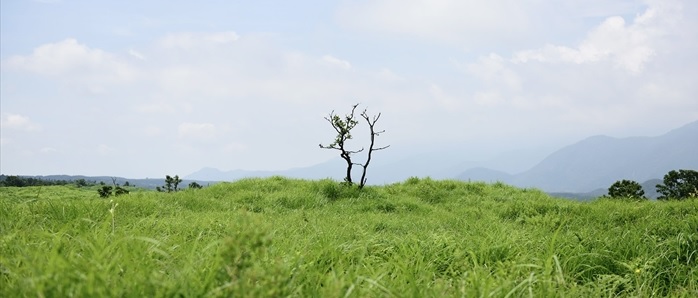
98 186 113 198
157 175 183 193
97 185 129 198
167 175 182 192
607 179 646 200
656 169 698 200
320 103 389 189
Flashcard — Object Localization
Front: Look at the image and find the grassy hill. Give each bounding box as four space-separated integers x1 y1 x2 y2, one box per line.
1 177 697 297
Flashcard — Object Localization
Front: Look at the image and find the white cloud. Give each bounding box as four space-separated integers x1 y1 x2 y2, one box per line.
143 126 162 136
338 0 532 43
40 147 57 153
223 142 247 153
511 2 681 74
439 0 698 141
322 55 352 70
1 114 42 132
158 31 239 49
134 102 177 114
337 0 686 54
178 122 216 140
473 91 504 107
6 39 137 81
466 54 521 90
466 54 507 79
128 49 146 60
97 144 115 156
375 68 403 82
2 0 696 178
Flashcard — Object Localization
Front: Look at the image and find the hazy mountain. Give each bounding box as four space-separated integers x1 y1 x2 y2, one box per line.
185 167 281 181
186 120 696 194
10 121 694 199
186 161 346 182
185 149 547 184
550 178 664 201
548 188 607 201
458 120 698 192
548 179 663 201
457 167 513 183
642 179 663 199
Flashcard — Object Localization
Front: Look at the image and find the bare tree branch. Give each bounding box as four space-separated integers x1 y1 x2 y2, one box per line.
320 104 389 188
357 108 389 188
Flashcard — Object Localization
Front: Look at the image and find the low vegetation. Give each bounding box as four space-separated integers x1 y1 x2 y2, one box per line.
605 179 647 200
657 170 698 200
605 169 698 200
156 175 184 193
1 177 696 297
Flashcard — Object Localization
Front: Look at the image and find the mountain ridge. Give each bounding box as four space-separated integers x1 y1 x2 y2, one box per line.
457 120 698 192
12 120 693 197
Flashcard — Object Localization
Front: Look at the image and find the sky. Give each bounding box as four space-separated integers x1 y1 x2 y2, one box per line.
1 0 697 178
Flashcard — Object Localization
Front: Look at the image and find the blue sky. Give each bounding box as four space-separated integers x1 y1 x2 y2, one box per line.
2 0 697 178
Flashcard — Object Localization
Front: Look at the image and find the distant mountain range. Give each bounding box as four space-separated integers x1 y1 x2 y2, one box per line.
187 120 698 197
457 120 698 193
183 149 549 185
549 179 663 201
7 120 695 200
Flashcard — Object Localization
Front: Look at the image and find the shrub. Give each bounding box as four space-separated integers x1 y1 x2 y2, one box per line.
656 169 698 200
607 180 646 200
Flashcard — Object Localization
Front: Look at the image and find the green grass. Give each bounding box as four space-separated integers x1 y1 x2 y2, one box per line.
1 177 697 297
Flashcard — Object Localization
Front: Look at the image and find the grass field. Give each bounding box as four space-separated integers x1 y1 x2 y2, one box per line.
1 177 697 297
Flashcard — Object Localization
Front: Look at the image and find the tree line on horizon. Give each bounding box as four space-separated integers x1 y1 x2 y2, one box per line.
0 175 97 188
605 169 698 200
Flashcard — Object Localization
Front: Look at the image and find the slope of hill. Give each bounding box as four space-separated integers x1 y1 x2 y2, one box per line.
2 178 697 296
458 120 698 192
